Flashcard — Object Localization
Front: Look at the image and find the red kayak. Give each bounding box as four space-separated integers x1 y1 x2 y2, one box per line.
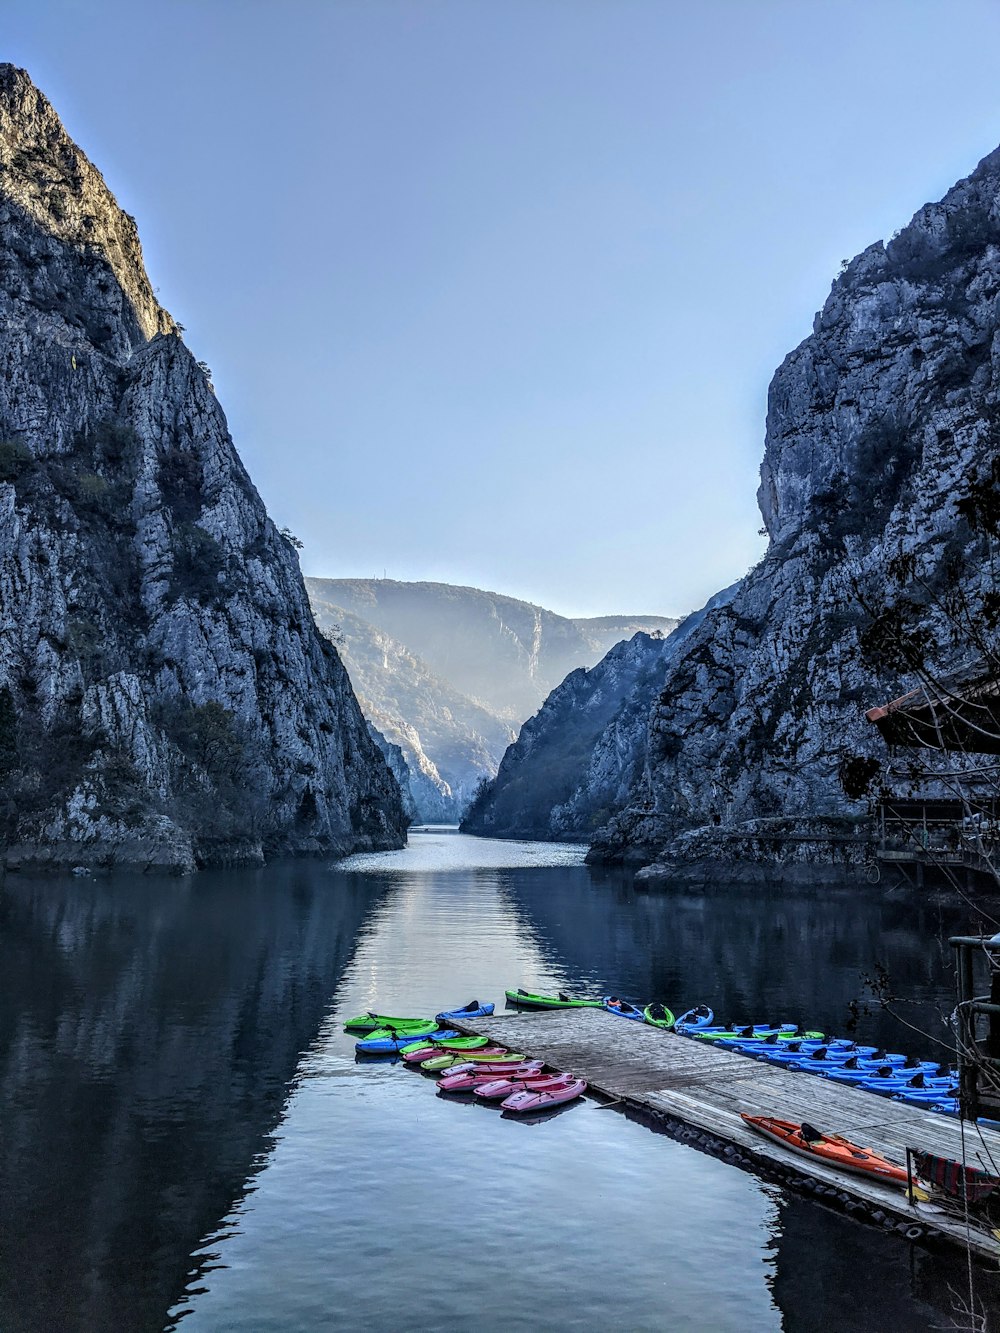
501 1078 587 1113
740 1114 909 1186
438 1062 545 1092
474 1073 577 1101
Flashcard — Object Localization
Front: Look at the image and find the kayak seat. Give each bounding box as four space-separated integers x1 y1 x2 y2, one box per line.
800 1123 825 1143
558 992 571 1002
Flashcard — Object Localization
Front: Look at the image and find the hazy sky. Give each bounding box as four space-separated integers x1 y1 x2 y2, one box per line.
7 1 1000 617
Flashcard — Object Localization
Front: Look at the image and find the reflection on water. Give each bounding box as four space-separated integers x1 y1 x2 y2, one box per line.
0 864 387 1333
0 834 996 1332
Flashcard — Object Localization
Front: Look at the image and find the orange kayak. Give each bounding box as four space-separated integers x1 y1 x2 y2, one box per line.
740 1114 909 1186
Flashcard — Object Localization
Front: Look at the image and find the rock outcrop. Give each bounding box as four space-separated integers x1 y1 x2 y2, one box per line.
587 141 1000 870
0 66 407 871
307 576 676 821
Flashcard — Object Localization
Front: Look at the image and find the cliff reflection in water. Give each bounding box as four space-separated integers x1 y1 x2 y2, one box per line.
0 864 385 1333
498 870 964 1055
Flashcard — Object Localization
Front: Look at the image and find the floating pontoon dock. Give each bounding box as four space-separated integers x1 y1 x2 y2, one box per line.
449 1009 1000 1262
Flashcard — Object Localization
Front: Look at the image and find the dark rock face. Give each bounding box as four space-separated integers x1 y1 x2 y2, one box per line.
589 142 1000 867
0 66 407 870
462 586 737 841
461 632 674 840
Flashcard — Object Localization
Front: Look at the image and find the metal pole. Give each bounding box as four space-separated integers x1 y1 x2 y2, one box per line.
906 1147 914 1206
959 941 978 1117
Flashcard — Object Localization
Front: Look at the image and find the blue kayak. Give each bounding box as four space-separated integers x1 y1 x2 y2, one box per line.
434 1001 496 1024
711 1025 813 1049
602 996 646 1021
356 1027 458 1054
744 1038 844 1061
673 1006 715 1032
824 1063 905 1088
789 1046 881 1073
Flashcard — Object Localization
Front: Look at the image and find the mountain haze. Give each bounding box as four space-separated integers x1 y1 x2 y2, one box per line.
306 578 677 821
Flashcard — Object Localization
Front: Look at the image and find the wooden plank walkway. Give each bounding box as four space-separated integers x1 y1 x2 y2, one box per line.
449 1009 1000 1262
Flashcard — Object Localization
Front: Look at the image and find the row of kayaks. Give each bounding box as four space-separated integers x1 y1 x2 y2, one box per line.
344 1000 497 1037
434 1056 587 1112
345 1002 587 1113
676 1023 960 1114
503 990 962 1114
505 988 698 1030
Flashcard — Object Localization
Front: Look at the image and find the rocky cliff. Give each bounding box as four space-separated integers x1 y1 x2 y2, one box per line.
0 66 407 871
462 585 737 840
308 589 514 821
586 141 1000 870
306 576 676 822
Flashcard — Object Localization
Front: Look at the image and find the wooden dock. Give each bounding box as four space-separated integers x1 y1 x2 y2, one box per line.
450 1009 1000 1262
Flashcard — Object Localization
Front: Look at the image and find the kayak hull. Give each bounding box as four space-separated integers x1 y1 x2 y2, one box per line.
673 1007 715 1032
355 1027 457 1054
501 1078 588 1113
437 1062 545 1092
475 1074 577 1100
420 1048 524 1072
435 1002 496 1024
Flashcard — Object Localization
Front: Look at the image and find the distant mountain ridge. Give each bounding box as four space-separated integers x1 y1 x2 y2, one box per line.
306 578 677 821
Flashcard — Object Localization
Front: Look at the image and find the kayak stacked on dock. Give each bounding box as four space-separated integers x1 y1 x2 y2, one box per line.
345 999 588 1116
507 987 683 1029
671 1015 961 1116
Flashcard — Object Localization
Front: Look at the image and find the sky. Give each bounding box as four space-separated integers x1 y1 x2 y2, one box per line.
7 1 1000 618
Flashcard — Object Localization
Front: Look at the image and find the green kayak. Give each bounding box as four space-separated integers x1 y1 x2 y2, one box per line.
644 1003 675 1030
421 1049 526 1072
399 1035 489 1055
343 1013 434 1034
694 1026 824 1043
505 988 603 1010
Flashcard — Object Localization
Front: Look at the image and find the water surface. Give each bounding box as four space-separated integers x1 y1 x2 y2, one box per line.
1 831 995 1331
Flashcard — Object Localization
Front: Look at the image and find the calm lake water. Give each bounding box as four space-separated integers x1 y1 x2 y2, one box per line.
1 829 997 1331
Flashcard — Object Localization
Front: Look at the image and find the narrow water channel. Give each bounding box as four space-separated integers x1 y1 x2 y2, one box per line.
0 831 996 1330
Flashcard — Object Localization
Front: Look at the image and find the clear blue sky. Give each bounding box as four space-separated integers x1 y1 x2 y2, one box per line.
7 1 1000 617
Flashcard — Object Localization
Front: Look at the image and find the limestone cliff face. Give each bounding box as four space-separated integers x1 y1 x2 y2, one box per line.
589 142 1000 867
0 66 407 870
308 588 514 822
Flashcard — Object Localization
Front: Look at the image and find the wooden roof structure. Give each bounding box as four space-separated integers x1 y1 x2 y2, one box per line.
866 673 1000 754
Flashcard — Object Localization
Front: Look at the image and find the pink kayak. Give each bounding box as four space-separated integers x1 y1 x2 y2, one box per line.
438 1062 545 1092
438 1058 541 1080
408 1045 510 1066
474 1073 576 1101
501 1078 587 1113
402 1046 438 1063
